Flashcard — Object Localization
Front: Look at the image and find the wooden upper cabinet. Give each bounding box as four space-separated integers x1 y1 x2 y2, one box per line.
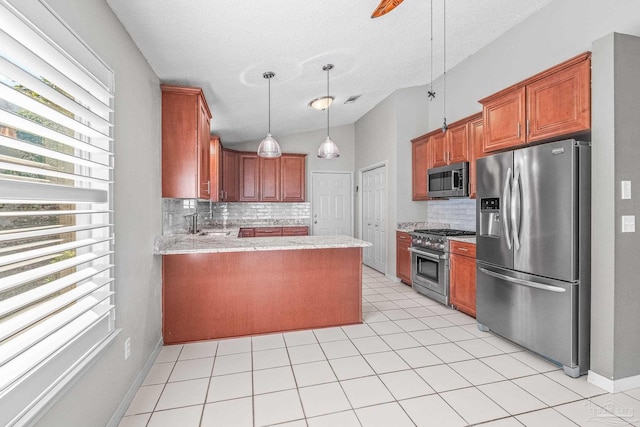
468 114 484 199
236 152 306 202
161 84 212 199
526 57 591 142
209 136 221 202
411 134 429 201
430 131 448 167
221 148 239 202
281 154 306 202
482 86 527 153
480 52 591 154
239 153 259 201
448 121 469 164
259 157 281 202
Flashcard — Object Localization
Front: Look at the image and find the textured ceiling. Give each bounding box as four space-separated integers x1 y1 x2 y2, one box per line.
107 0 553 144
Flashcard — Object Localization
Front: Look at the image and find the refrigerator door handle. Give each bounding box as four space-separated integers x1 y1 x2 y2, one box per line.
512 167 522 250
479 267 567 293
502 168 512 250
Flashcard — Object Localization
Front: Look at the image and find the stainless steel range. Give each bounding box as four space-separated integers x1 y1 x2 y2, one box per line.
409 229 475 305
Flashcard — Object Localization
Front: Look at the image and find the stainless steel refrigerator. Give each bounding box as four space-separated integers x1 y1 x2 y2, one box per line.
475 139 590 377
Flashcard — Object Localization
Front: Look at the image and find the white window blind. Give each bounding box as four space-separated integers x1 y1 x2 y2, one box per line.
0 1 116 426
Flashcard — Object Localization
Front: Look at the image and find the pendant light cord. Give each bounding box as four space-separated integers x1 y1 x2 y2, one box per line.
268 75 271 134
442 0 447 129
326 65 330 138
429 0 433 92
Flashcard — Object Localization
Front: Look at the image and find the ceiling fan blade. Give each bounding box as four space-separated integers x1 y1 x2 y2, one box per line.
371 0 404 18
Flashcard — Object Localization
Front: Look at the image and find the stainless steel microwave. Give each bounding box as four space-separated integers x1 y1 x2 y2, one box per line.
427 161 469 198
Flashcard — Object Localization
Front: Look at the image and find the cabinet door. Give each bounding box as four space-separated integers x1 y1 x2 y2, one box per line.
526 58 590 142
281 154 306 202
450 252 476 317
282 226 308 236
395 231 412 285
259 157 281 202
468 115 484 199
447 122 469 164
239 153 259 202
482 86 526 153
254 227 283 237
411 136 429 201
197 97 211 199
161 88 199 198
430 131 448 167
209 136 221 202
221 149 239 202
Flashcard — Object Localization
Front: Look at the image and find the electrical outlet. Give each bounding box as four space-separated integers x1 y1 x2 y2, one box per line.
621 181 632 200
622 215 635 233
124 337 131 360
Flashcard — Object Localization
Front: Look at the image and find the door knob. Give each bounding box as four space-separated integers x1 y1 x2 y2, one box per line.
314 221 318 224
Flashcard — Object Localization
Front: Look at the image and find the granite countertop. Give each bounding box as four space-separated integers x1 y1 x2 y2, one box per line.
449 236 476 244
396 222 450 233
155 229 372 255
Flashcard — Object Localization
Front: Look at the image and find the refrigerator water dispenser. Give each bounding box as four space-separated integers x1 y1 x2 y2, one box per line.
480 197 501 238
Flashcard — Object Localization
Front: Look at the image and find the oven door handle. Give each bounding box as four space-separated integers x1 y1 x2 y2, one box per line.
409 247 446 261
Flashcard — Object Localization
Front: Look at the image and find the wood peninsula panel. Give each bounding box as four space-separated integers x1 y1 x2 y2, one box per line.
162 248 363 343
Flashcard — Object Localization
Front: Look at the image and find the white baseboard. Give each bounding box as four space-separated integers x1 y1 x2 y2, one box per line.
106 337 163 427
588 370 640 393
385 274 401 282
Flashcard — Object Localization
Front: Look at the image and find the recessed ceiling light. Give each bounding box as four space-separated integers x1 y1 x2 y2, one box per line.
309 96 334 110
344 95 361 104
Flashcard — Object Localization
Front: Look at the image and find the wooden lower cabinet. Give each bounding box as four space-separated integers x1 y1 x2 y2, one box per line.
449 241 477 317
239 226 308 237
162 248 363 343
396 231 412 285
254 227 283 237
239 228 255 237
282 226 308 236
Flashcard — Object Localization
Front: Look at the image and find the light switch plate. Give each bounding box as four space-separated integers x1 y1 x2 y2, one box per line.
622 215 635 233
621 181 632 200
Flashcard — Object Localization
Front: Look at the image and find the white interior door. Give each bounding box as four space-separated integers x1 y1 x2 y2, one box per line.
362 165 386 273
311 172 353 236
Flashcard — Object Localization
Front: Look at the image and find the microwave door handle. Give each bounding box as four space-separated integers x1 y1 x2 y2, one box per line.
512 167 522 250
502 167 512 250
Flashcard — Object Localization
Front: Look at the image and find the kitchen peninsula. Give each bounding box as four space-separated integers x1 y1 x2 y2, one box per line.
155 232 371 344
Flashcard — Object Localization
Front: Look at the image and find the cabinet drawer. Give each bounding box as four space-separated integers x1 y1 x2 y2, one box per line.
282 226 308 236
254 227 283 237
239 228 255 238
396 231 411 243
450 241 476 257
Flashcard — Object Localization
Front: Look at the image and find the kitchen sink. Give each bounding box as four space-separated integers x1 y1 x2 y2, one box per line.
198 230 232 236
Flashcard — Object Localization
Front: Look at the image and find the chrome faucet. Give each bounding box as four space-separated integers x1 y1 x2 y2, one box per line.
184 213 199 234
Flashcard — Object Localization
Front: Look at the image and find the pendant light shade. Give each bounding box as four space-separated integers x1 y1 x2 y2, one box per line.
317 64 340 159
258 71 282 158
317 136 340 158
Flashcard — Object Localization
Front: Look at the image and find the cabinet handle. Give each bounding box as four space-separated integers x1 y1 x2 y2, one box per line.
206 180 211 194
526 119 530 136
456 247 469 252
517 122 521 138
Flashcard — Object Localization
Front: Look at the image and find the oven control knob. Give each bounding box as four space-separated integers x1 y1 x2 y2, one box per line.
425 241 432 247
436 243 444 250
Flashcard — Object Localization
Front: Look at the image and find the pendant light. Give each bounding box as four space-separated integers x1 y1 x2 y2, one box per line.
257 71 282 158
317 64 340 159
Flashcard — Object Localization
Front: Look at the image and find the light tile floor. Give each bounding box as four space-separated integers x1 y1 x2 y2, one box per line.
120 265 640 427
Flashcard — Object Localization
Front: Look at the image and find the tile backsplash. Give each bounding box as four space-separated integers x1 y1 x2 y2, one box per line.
427 199 476 231
162 199 311 234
